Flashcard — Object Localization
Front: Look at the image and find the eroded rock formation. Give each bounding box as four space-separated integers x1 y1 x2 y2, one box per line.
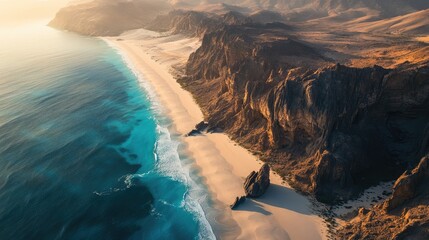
337 155 429 239
384 156 429 212
146 10 251 38
244 163 271 198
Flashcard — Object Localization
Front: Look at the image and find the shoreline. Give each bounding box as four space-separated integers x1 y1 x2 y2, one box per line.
103 30 327 239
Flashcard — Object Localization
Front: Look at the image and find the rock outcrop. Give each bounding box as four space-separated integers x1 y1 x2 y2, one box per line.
146 10 251 38
384 155 429 212
186 121 210 136
186 129 201 137
337 155 429 239
195 121 209 132
244 163 271 198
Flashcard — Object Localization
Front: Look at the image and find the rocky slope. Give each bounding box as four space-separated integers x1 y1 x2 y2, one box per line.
337 155 429 239
348 9 429 35
145 10 251 38
170 0 429 20
49 0 170 36
50 0 429 37
178 21 429 203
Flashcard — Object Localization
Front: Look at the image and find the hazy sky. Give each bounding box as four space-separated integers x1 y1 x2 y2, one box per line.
0 0 71 24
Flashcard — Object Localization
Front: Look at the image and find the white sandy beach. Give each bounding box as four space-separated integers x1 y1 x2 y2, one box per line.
104 29 327 240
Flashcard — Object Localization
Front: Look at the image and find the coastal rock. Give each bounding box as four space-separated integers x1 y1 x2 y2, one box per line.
230 196 246 210
337 155 429 239
244 163 270 198
186 121 210 136
384 156 429 212
186 129 201 137
195 121 209 132
207 126 222 133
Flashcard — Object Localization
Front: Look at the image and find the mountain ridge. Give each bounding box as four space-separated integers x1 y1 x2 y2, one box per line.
51 0 429 36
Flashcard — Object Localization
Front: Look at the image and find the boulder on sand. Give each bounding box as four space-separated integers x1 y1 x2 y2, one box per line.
244 163 270 198
195 121 209 132
186 121 209 136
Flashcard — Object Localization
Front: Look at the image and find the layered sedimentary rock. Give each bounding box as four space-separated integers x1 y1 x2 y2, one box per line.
179 22 429 203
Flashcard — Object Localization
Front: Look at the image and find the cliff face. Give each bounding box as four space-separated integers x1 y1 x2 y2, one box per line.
384 156 429 212
180 24 429 202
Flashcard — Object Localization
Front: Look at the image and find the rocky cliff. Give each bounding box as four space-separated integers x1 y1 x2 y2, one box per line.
146 10 252 38
141 7 429 237
178 23 429 203
50 0 429 37
337 155 429 239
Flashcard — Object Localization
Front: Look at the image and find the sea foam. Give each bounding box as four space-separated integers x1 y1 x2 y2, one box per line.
111 42 216 240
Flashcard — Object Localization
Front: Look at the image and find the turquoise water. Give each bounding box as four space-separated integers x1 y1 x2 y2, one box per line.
0 23 215 240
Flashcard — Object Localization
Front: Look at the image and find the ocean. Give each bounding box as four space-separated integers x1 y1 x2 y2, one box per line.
0 22 215 240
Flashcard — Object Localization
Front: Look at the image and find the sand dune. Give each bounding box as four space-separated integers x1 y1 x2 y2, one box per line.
349 9 429 35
